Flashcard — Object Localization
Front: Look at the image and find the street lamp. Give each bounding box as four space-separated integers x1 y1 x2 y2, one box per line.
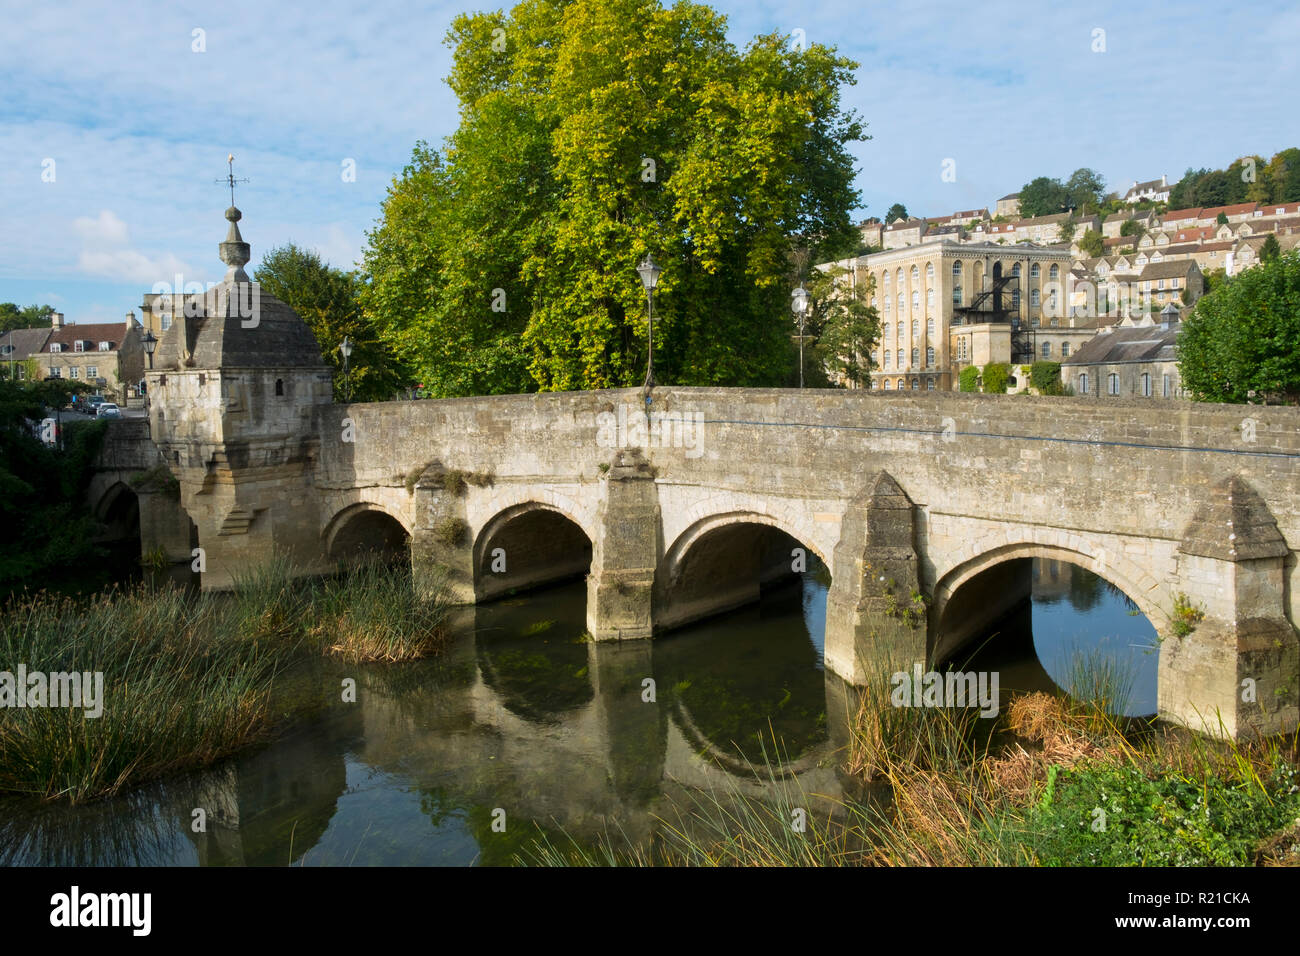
791 284 810 388
636 254 661 388
339 336 353 402
143 330 157 370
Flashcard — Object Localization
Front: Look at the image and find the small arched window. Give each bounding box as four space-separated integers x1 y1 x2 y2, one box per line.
275 378 284 396
911 265 919 282
911 347 919 367
952 261 962 278
1030 263 1040 278
882 271 891 289
926 262 934 281
926 288 934 308
926 318 935 336
1012 262 1021 277
911 320 919 337
1049 264 1060 280
926 346 935 366
883 379 893 390
911 290 919 309
882 322 890 339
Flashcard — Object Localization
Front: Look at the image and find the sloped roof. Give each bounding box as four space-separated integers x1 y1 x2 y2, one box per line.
0 327 52 358
43 322 127 353
1139 260 1198 280
1061 324 1180 366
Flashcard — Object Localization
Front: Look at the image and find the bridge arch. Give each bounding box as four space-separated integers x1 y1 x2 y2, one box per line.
930 540 1169 668
473 501 593 601
656 510 829 633
324 502 411 565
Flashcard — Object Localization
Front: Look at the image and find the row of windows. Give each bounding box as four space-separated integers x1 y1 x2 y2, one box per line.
50 341 112 353
880 261 1062 287
875 347 936 369
875 379 938 390
1077 372 1173 397
46 366 100 379
881 319 937 339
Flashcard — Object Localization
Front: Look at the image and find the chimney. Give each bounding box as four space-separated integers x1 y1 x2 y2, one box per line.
50 311 64 329
126 311 137 327
1160 174 1167 187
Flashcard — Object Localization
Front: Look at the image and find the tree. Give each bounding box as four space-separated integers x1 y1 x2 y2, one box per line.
884 203 908 225
1065 168 1106 213
1266 148 1300 202
981 362 1010 393
0 303 54 335
1077 229 1104 258
1030 361 1065 395
362 0 866 395
807 264 880 388
1260 234 1281 262
1018 176 1069 218
254 244 408 401
1120 218 1146 243
958 365 979 392
1216 212 1229 225
1177 250 1300 404
1058 214 1077 242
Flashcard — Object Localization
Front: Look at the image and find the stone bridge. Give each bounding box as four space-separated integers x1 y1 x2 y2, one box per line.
95 385 1300 739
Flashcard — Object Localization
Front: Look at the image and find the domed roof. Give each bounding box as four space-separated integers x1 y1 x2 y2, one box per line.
154 206 328 371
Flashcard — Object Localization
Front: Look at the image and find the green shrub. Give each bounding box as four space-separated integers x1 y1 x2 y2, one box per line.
1030 361 1064 395
959 366 980 392
981 363 1011 394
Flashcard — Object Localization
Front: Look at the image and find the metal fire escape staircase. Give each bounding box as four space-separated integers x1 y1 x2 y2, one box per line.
952 271 1035 364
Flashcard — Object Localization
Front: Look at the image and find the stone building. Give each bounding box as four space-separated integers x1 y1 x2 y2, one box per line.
1123 175 1170 204
1060 305 1185 399
995 193 1021 218
836 239 1083 391
32 312 145 401
882 217 927 249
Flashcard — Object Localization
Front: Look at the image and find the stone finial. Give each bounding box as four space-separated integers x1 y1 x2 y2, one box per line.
219 206 251 282
1179 475 1288 562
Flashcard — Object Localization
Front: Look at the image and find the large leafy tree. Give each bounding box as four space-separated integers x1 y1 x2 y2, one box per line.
361 0 866 395
884 203 908 225
1177 250 1300 404
1064 168 1106 212
254 244 408 401
0 303 54 335
1018 176 1070 217
808 264 880 388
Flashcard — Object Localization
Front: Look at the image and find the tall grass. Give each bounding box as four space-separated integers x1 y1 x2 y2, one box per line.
0 558 452 803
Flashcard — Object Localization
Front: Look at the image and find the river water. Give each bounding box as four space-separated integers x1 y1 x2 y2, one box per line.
0 558 1156 866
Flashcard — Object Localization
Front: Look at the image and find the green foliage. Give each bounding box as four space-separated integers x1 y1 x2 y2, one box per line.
1064 167 1106 212
1171 592 1206 638
1029 361 1064 395
1260 233 1281 263
1169 148 1300 209
980 362 1011 394
0 379 109 592
1216 212 1229 225
1177 250 1300 403
1119 217 1144 238
362 1 867 395
0 303 54 335
958 365 979 392
884 203 908 225
1016 760 1300 866
253 244 408 401
1018 168 1103 219
1077 229 1104 258
806 264 881 388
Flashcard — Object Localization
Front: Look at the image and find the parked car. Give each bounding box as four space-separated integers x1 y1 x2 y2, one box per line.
96 403 122 419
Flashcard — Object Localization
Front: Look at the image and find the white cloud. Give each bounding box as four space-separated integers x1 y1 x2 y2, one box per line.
72 208 194 283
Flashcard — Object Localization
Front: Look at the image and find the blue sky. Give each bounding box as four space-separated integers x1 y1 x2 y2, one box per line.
2 0 1297 326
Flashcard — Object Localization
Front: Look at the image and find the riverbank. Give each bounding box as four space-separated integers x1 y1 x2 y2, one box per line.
0 559 451 803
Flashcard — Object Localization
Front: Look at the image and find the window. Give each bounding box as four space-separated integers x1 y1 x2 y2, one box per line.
911 320 918 338
160 314 172 331
952 285 962 305
897 269 904 288
1048 290 1057 310
1061 342 1070 357
883 272 891 290
911 379 919 390
926 262 934 281
883 353 891 369
1141 372 1152 397
1031 316 1040 327
275 378 284 396
927 379 936 390
884 295 891 312
1162 373 1171 397
896 379 904 390
1012 262 1021 277
926 288 934 308
1157 279 1165 290
1031 289 1040 307
1107 373 1119 395
1172 278 1180 288
911 266 919 282
1030 263 1040 278
86 366 98 379
926 318 935 336
883 379 892 390
69 366 80 379
911 347 919 367
1078 373 1089 394
871 351 879 366
926 346 934 367
952 261 962 279
74 340 85 352
896 350 903 367
896 294 903 312
882 322 890 339
911 290 919 310
49 367 61 378
98 341 110 351
1012 289 1020 308
1049 264 1060 280
1041 341 1051 358
50 343 62 353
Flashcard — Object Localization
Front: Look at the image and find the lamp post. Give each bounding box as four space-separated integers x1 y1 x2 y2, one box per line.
339 336 353 402
791 284 810 388
143 330 157 371
636 254 661 388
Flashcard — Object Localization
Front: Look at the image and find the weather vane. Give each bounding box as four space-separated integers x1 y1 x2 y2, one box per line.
215 153 249 206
